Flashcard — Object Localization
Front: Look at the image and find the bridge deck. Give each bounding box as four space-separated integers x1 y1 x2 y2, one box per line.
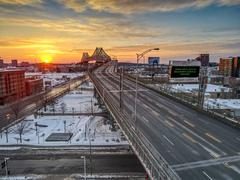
91 63 240 180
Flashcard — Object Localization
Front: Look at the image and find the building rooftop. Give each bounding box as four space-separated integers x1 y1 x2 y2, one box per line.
0 68 25 73
169 60 201 66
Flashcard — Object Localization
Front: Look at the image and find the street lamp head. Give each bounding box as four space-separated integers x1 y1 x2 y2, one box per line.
153 48 160 51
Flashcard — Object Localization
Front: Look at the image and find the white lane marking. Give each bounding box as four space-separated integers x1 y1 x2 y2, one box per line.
163 135 174 146
202 171 214 180
156 102 164 108
182 133 197 144
183 120 195 128
228 165 240 175
142 116 149 124
167 116 226 156
165 120 174 127
172 155 240 171
199 143 220 159
167 109 178 116
152 109 159 117
143 104 150 109
236 137 240 141
205 133 222 143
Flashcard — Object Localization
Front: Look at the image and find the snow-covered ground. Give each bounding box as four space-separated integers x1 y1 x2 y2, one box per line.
0 82 128 147
0 115 127 146
204 98 240 109
25 72 84 87
80 81 94 90
0 175 44 180
204 98 240 118
167 84 231 93
40 87 101 113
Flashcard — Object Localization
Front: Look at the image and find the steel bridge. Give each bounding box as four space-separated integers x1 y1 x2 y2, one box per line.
81 47 111 63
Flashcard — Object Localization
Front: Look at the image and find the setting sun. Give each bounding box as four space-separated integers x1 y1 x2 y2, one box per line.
40 55 53 63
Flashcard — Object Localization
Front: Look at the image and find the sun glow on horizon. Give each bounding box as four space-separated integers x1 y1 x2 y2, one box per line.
40 54 53 63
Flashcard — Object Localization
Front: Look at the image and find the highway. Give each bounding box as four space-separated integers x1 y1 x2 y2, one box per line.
91 63 240 180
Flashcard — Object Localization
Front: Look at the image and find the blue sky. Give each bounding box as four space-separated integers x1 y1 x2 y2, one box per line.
0 0 239 63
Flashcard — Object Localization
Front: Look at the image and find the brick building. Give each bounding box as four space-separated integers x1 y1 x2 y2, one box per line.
219 57 240 77
219 58 232 77
232 57 240 78
0 69 26 105
25 77 43 96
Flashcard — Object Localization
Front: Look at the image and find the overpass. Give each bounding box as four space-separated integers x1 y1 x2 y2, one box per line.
89 62 240 180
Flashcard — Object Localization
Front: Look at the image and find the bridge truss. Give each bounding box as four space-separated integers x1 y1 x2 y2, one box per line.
81 47 111 63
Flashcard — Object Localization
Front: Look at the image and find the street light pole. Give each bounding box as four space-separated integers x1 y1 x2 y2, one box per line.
81 156 86 180
134 48 159 128
136 48 159 70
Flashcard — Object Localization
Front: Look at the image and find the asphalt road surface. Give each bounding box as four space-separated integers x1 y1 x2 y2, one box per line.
92 63 240 180
0 154 145 176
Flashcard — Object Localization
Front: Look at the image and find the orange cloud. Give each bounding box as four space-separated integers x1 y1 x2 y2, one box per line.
0 0 41 5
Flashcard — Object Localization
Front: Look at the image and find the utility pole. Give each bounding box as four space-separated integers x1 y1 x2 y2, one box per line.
134 75 138 129
89 137 93 175
5 129 8 143
4 158 10 177
64 120 66 133
198 67 207 108
91 98 93 115
119 68 122 110
121 67 124 111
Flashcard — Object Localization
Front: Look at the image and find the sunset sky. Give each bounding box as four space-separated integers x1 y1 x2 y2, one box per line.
0 0 239 64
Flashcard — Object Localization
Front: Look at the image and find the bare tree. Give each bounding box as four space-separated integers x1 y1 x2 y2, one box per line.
10 121 32 143
10 103 21 119
60 102 67 114
229 77 240 98
41 95 49 112
49 100 57 112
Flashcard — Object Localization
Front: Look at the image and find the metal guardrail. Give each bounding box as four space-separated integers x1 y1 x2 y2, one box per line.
89 71 181 180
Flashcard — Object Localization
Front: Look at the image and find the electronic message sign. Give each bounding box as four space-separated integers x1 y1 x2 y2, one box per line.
171 66 200 78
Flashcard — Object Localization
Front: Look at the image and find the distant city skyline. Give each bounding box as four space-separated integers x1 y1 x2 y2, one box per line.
0 0 239 64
